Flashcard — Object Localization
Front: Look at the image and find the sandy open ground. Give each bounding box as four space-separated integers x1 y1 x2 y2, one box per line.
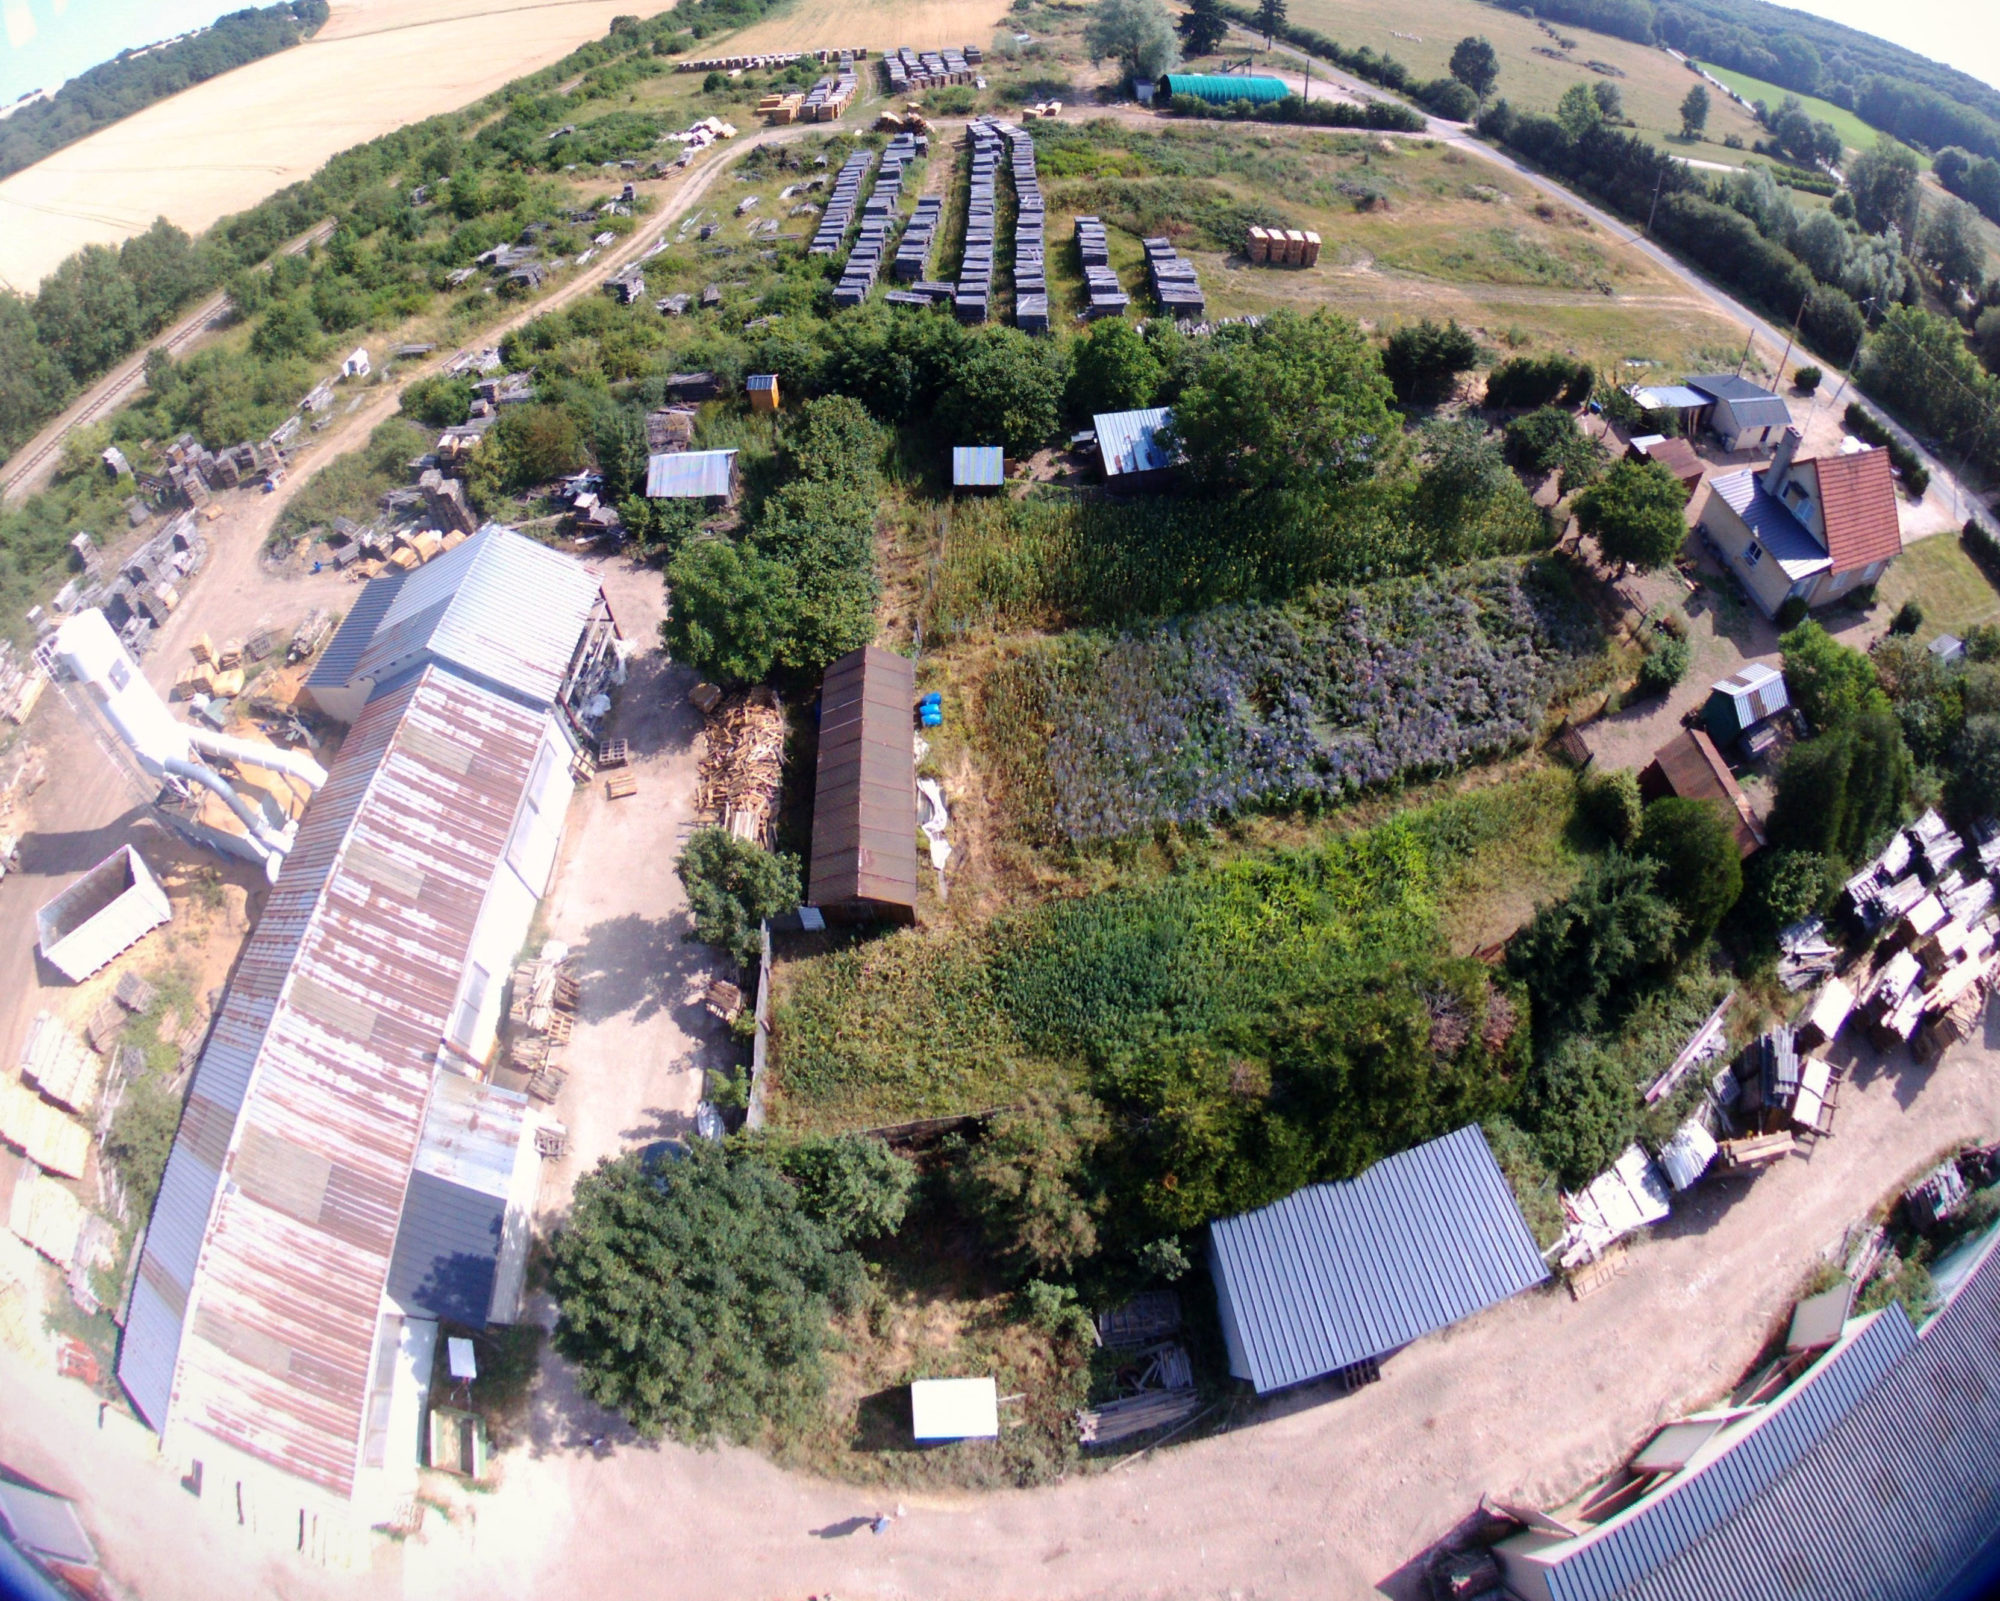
0 0 684 293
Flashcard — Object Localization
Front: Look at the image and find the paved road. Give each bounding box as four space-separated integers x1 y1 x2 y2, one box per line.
0 220 338 508
1243 35 1998 540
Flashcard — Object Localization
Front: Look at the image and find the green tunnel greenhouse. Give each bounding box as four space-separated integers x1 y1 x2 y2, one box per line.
1158 73 1292 104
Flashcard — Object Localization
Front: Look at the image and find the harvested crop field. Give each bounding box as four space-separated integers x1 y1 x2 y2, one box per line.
0 0 679 292
723 0 1008 54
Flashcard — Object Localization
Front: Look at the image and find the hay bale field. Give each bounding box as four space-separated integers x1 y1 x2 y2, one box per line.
0 0 681 293
723 0 1009 55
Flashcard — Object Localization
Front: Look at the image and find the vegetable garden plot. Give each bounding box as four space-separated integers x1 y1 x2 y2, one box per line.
985 561 1599 843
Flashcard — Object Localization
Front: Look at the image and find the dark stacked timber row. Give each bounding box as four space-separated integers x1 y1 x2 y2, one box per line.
1143 235 1205 319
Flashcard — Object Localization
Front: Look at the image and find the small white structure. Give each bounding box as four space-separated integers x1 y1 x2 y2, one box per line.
36 844 171 982
342 347 372 380
910 1377 999 1441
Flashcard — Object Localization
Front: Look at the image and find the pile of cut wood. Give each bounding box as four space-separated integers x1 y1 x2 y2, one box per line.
1077 1292 1199 1448
508 954 580 1100
695 686 784 846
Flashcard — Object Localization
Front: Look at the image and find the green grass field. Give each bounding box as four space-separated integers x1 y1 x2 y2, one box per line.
1698 65 1890 161
1878 535 2000 639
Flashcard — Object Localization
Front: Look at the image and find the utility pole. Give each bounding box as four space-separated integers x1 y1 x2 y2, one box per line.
1645 168 1664 237
1775 293 1806 380
1734 327 1755 378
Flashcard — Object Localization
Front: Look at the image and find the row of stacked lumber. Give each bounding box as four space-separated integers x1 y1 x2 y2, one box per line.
1076 216 1128 318
881 45 977 91
809 150 876 255
835 133 920 307
1010 124 1048 333
954 119 1004 323
1142 236 1203 319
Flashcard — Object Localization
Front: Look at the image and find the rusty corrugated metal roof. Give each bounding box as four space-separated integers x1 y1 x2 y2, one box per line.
118 665 549 1498
809 647 917 915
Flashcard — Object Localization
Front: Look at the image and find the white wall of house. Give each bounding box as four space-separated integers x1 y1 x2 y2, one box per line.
1704 495 1813 616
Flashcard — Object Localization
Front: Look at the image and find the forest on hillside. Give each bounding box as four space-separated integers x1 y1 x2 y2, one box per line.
0 1 331 182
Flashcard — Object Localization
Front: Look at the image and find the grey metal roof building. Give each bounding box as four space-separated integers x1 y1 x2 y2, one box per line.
809 646 918 923
1208 1125 1549 1394
306 525 611 724
1095 407 1178 487
1498 1226 2000 1601
952 446 1004 489
644 448 738 500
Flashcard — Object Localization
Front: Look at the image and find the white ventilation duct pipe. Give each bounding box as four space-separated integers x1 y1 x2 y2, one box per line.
187 728 327 792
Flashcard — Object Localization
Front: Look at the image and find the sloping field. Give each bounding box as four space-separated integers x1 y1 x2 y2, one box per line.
1700 63 1889 159
723 0 1007 55
0 0 679 292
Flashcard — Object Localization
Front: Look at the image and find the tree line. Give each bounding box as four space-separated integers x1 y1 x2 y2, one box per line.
0 2 331 183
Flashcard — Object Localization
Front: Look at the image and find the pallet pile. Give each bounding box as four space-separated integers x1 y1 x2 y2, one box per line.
696 687 785 846
800 55 858 121
1010 125 1047 332
1078 1291 1198 1448
1075 217 1127 318
1142 235 1204 320
835 133 920 308
809 149 876 256
1246 226 1322 266
955 119 1004 323
882 46 973 91
508 954 580 1102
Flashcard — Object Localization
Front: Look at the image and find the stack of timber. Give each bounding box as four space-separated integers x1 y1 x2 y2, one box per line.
800 54 858 121
955 119 1005 323
810 150 876 255
1075 216 1127 317
1246 226 1321 266
1080 1290 1198 1447
883 47 973 91
835 133 919 307
696 688 785 846
1010 124 1047 331
1142 236 1204 319
893 195 944 283
18 1013 99 1115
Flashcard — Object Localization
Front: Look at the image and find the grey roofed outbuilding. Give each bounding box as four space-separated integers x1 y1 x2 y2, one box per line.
1685 373 1779 404
645 448 738 499
952 445 1004 488
1208 1125 1549 1395
0 1478 96 1568
1714 393 1794 430
1501 1228 2000 1601
809 646 918 922
1095 407 1177 479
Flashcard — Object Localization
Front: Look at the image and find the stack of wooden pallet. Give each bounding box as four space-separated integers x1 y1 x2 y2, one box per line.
508 956 580 1101
1077 1291 1199 1448
696 687 785 846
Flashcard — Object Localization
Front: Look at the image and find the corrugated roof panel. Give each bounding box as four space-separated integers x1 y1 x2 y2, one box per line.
306 571 405 692
1095 408 1176 478
119 666 552 1498
1631 385 1711 411
1711 468 1830 580
645 449 738 499
952 446 1004 487
1208 1126 1549 1394
352 526 602 708
810 647 918 912
385 1169 504 1324
1686 374 1778 404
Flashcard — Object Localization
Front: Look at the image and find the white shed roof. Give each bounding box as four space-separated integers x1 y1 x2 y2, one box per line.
911 1377 999 1440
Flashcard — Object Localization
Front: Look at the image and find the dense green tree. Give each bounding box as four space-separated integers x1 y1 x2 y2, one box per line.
1592 81 1624 122
470 402 586 498
1581 768 1644 847
1068 317 1164 420
941 328 1067 455
1501 405 1581 472
1858 306 2000 465
592 402 651 500
1846 138 1922 235
1178 0 1228 55
1680 84 1710 140
1745 847 1841 937
1381 318 1479 405
1557 82 1604 139
1948 714 2000 824
549 1144 859 1444
1574 458 1689 572
1407 421 1542 556
1920 199 1987 296
399 373 474 428
1872 634 1964 764
1255 0 1286 49
675 828 802 968
0 296 70 457
953 1091 1107 1279
1171 310 1399 493
1506 854 1681 1035
1448 36 1499 103
34 245 143 380
119 220 206 329
248 295 322 362
781 392 885 480
1637 796 1744 945
760 1134 916 1244
1768 705 1912 862
1519 1035 1635 1187
754 477 879 671
1780 620 1881 729
1084 0 1182 81
661 538 795 685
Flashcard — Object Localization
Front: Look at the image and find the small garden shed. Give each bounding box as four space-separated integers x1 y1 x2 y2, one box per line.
1704 662 1789 746
952 446 1004 492
809 646 918 923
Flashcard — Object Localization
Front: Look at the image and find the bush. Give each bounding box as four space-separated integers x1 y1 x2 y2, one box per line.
1421 78 1480 121
1781 620 1880 730
1519 1035 1637 1188
1948 715 2000 824
1637 796 1744 945
760 1134 916 1244
952 1092 1107 1281
105 1074 180 1217
1746 847 1841 937
1776 595 1809 630
1794 365 1822 394
1382 319 1480 406
1502 406 1580 473
1769 705 1913 862
1581 768 1643 846
1636 634 1691 697
1485 355 1587 410
675 828 801 969
399 372 473 427
1843 401 1934 496
1575 458 1691 573
549 1144 860 1444
1890 598 1925 636
1507 854 1681 1036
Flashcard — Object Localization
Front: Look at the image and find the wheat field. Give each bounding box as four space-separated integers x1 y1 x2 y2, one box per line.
723 0 1008 56
0 0 684 293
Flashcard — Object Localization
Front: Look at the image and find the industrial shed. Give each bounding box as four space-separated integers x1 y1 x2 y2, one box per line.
1208 1125 1549 1394
1160 73 1290 104
35 844 170 982
1095 407 1178 490
809 646 918 923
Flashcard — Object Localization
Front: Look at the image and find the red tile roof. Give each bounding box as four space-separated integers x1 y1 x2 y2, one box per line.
1810 448 1901 575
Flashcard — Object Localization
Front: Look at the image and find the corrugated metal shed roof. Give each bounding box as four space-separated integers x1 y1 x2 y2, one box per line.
306 571 406 692
1711 662 1789 726
809 647 917 915
1717 394 1794 430
0 1482 95 1567
385 1073 528 1324
1538 1304 1920 1601
1096 407 1176 478
348 526 602 709
645 449 738 499
116 665 551 1497
952 446 1004 487
1208 1125 1549 1394
1711 468 1830 580
1630 385 1711 412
